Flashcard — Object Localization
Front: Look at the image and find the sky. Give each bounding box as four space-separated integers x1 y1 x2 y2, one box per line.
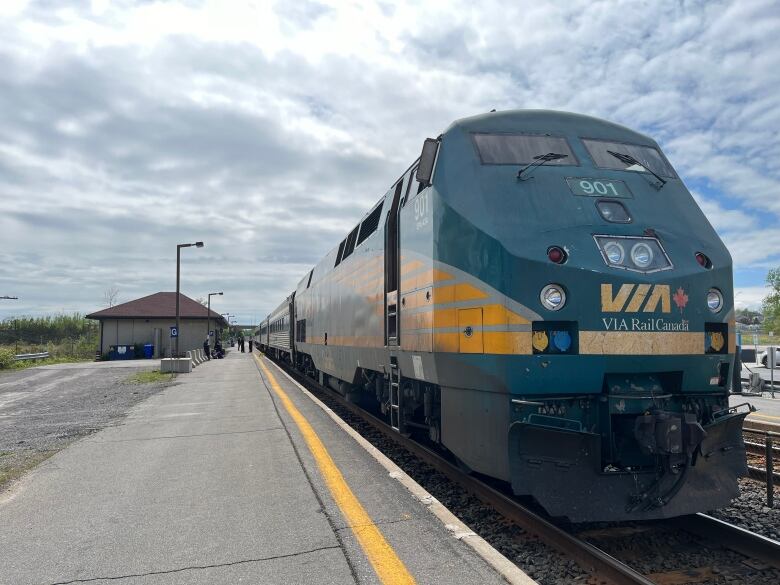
0 0 778 324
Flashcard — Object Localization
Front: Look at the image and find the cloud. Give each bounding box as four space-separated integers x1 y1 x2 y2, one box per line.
735 286 771 310
0 0 779 322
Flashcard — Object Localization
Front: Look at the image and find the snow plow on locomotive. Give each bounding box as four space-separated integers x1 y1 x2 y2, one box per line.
256 110 750 522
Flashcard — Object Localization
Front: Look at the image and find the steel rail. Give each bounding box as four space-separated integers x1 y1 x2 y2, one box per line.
272 358 653 585
669 513 780 570
745 440 780 457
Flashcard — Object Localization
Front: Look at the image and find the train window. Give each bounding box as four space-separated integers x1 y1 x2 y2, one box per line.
357 201 384 245
335 238 346 267
472 133 577 165
341 225 359 260
581 138 676 178
596 200 631 223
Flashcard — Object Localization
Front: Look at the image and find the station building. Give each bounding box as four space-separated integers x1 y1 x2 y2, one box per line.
86 292 227 358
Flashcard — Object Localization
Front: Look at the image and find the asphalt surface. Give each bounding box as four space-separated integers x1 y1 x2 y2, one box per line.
0 360 171 488
0 351 511 585
732 392 780 421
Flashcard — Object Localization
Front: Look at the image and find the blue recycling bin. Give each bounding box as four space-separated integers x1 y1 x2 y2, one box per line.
143 344 154 359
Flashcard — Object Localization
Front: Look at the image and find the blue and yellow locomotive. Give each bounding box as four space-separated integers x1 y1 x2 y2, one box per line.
257 110 748 522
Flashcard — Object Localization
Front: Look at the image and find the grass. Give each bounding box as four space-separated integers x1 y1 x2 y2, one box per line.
739 332 779 346
0 449 58 491
0 355 94 373
126 370 175 384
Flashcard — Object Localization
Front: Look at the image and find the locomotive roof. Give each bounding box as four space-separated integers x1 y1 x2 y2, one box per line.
446 109 656 146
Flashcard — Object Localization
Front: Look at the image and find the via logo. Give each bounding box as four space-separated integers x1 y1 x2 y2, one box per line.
601 283 676 314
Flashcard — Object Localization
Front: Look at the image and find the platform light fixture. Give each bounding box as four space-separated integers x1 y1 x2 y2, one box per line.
175 241 204 358
207 292 223 345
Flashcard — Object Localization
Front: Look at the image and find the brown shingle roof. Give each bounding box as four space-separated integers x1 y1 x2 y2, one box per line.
86 292 226 322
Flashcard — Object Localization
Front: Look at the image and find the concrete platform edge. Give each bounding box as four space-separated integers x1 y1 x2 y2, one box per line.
744 419 780 433
267 358 537 585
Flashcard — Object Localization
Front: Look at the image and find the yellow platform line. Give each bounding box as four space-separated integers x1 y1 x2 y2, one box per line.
254 355 416 585
749 412 780 422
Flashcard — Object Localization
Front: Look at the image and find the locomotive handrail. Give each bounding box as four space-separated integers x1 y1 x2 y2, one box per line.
510 398 545 406
608 393 672 400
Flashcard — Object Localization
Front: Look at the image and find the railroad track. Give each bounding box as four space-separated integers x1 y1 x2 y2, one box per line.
743 434 779 485
269 356 780 585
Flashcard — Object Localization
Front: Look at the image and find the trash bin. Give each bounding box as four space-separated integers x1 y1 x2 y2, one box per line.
143 344 154 359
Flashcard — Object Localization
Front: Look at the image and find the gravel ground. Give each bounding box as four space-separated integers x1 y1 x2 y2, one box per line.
0 363 175 490
579 522 780 584
709 477 780 541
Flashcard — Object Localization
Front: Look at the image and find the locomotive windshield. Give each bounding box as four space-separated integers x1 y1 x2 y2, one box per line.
582 138 676 178
472 133 576 165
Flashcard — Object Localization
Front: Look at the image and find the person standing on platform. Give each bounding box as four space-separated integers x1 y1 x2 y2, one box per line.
248 339 253 352
203 337 211 360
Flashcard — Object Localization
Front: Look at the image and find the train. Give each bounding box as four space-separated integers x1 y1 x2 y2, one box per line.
255 110 750 522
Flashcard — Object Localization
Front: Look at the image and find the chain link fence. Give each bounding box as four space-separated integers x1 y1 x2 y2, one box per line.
0 315 99 366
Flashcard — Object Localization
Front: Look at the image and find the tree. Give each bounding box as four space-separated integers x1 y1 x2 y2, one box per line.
103 286 119 308
762 267 780 333
736 308 762 325
195 297 207 306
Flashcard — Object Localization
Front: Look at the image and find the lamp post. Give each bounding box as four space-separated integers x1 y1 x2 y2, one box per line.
207 292 223 347
176 241 204 357
220 313 233 343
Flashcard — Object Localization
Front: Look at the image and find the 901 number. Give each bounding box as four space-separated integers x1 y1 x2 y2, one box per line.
579 180 619 196
566 177 631 198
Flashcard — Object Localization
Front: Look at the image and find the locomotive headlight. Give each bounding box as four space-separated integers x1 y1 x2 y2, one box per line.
707 288 723 313
595 235 672 273
603 241 625 265
540 284 566 311
630 242 654 268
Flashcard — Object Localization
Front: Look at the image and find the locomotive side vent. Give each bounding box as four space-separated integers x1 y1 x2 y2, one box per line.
342 225 360 261
357 201 384 246
335 239 346 267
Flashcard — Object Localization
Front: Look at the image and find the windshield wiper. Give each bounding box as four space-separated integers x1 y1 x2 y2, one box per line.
607 150 667 189
517 152 568 181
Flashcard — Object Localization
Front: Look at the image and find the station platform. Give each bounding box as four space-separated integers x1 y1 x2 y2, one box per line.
0 350 529 584
733 392 780 432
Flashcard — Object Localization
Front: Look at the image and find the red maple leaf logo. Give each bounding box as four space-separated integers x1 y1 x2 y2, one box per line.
673 287 688 313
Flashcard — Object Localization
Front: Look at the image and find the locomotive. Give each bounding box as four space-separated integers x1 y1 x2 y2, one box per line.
256 110 749 522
